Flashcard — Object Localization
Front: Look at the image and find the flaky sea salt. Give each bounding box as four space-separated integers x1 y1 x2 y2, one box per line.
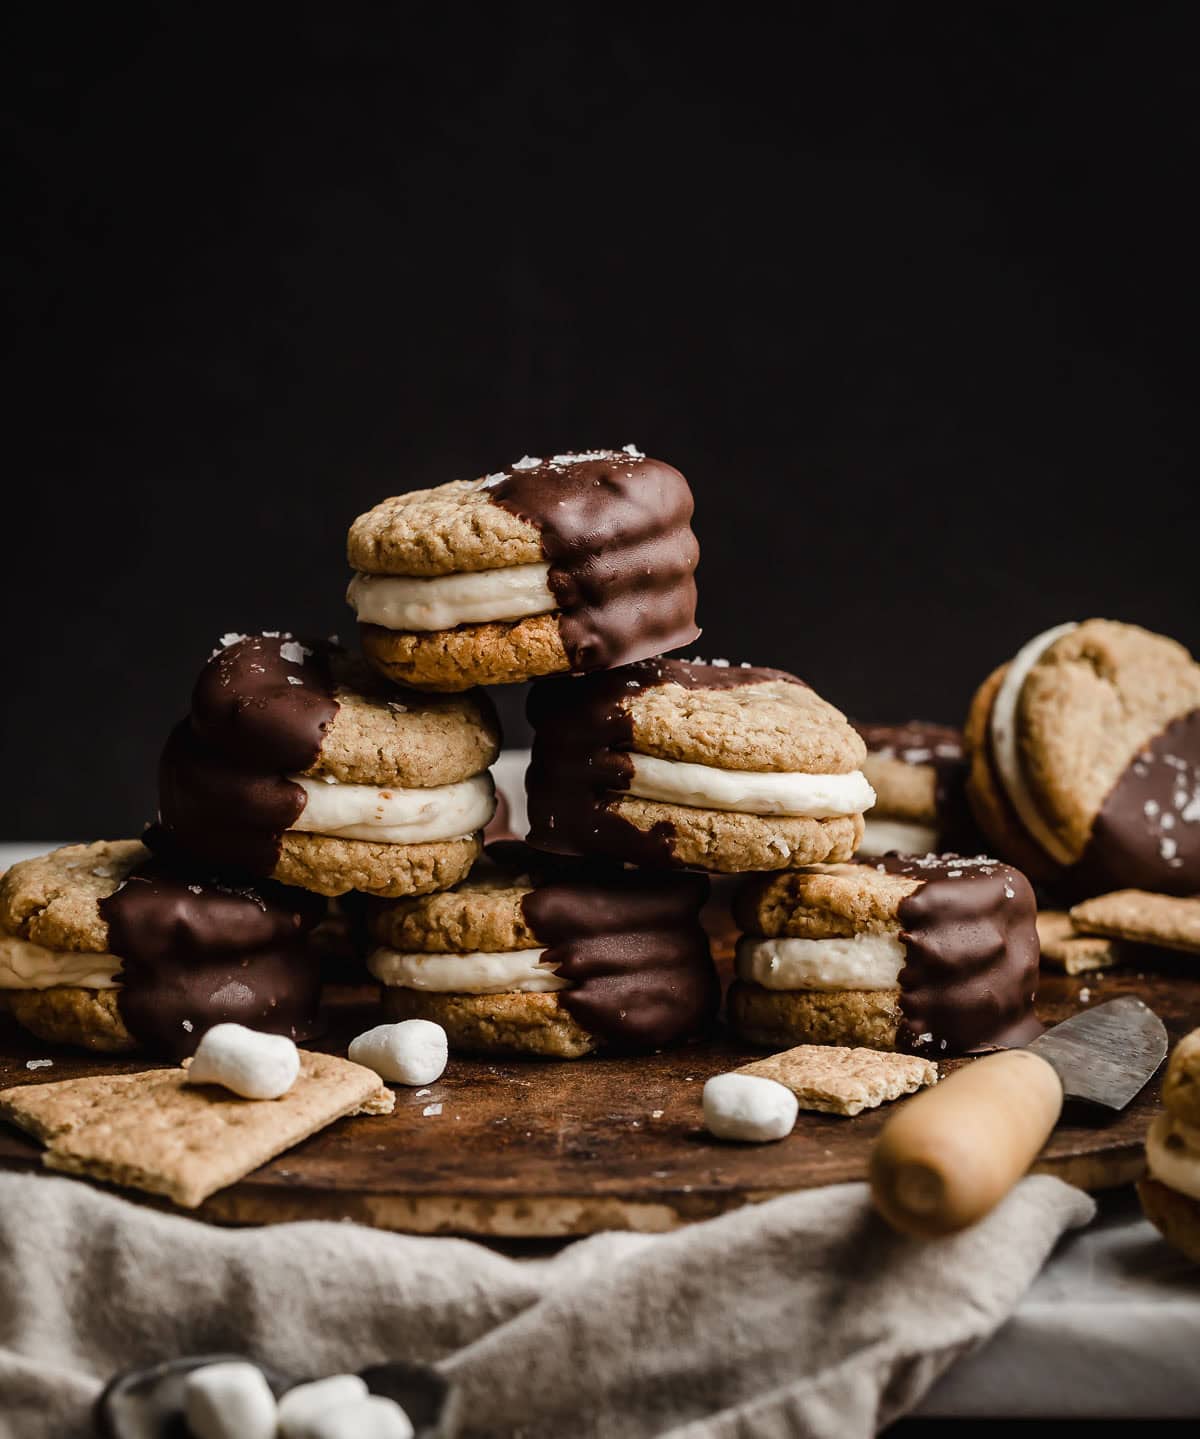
25 1059 53 1071
279 640 310 665
512 455 541 470
422 1103 443 1117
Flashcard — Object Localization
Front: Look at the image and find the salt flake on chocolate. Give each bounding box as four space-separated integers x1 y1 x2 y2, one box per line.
279 640 311 665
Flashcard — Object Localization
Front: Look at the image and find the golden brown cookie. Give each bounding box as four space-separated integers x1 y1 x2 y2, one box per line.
0 841 323 1059
1137 1178 1200 1265
525 658 873 874
734 1044 938 1115
1035 910 1122 974
156 633 498 896
855 722 977 859
1140 1027 1200 1260
367 848 718 1059
731 854 1040 1055
1070 890 1200 956
964 620 1200 895
347 450 700 690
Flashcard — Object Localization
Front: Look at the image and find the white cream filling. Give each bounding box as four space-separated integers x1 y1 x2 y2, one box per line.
368 946 567 994
735 933 905 991
858 817 941 857
1146 1112 1200 1203
990 621 1080 866
0 936 123 991
626 754 875 818
289 773 495 844
347 564 555 631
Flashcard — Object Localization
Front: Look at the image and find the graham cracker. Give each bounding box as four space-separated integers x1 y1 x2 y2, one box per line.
1037 910 1121 975
736 1044 938 1116
1070 890 1200 957
0 1051 393 1208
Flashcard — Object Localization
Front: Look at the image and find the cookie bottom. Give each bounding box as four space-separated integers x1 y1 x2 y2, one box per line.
612 798 863 874
274 831 481 899
2 986 136 1053
360 616 569 691
1138 1177 1200 1264
727 980 901 1051
381 986 597 1059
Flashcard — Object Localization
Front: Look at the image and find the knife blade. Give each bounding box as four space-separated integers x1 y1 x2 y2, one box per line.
1026 995 1168 1111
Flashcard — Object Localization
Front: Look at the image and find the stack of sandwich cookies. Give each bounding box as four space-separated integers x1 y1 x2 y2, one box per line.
857 722 974 858
965 619 1200 892
0 841 323 1057
347 448 700 691
731 855 1041 1054
157 633 499 897
367 846 719 1058
1140 1028 1200 1264
525 658 874 872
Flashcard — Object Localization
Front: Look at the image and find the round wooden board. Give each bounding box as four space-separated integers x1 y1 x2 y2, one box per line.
0 939 1195 1238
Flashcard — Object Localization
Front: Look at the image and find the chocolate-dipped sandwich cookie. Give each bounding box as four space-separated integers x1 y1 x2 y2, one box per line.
367 845 719 1058
1139 1029 1200 1264
730 855 1041 1055
157 634 499 897
0 841 323 1058
856 723 974 858
525 658 874 872
965 620 1200 893
347 448 699 691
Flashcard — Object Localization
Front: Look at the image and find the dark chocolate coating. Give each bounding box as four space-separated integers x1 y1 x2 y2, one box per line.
1080 709 1200 896
525 657 802 867
486 451 700 672
857 720 977 850
100 855 324 1060
876 853 1042 1056
157 635 339 874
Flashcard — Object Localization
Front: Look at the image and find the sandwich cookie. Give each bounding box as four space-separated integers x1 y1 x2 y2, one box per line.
347 448 700 691
1140 1029 1200 1264
367 845 719 1058
0 841 323 1057
730 854 1041 1055
157 633 499 897
525 658 873 873
856 722 975 858
965 620 1200 893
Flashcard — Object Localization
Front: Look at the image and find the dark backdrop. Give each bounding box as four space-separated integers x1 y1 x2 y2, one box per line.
4 5 1196 839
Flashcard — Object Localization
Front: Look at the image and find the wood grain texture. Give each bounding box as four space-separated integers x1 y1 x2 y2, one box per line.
0 919 1194 1237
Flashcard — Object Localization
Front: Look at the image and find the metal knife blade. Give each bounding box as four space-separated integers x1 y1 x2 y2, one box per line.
1026 995 1168 1112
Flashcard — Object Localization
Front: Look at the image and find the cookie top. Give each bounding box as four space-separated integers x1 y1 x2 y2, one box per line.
369 845 718 1051
983 619 1200 893
1162 1029 1200 1127
0 840 324 1058
348 449 700 675
736 854 1041 1056
157 633 499 874
525 658 866 866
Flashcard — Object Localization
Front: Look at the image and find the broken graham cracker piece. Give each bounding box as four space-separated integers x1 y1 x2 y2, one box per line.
736 1044 938 1117
0 1050 393 1209
1037 910 1122 975
1070 890 1200 957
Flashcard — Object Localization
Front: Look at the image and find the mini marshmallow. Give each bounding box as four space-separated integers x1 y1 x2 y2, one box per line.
301 1394 414 1439
183 1360 276 1439
703 1072 799 1142
277 1373 369 1436
349 1020 448 1086
185 1023 300 1100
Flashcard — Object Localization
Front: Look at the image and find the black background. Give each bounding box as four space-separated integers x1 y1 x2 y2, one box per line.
4 4 1196 839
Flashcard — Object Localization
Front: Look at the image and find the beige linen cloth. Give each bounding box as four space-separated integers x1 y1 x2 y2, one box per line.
0 1171 1092 1439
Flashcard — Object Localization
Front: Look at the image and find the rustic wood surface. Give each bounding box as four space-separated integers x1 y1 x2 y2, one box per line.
0 918 1195 1237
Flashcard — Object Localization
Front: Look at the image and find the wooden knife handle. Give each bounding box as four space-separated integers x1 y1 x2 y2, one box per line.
869 1050 1064 1237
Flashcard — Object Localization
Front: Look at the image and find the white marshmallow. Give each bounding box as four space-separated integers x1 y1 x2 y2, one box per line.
0 935 122 991
627 753 875 818
288 773 495 845
367 946 567 994
702 1073 798 1142
183 1361 276 1439
349 1020 448 1086
347 563 554 631
300 1395 414 1439
857 817 940 858
735 933 906 992
185 1024 300 1100
277 1374 369 1436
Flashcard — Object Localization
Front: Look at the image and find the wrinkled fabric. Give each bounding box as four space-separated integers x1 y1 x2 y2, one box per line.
0 1171 1092 1438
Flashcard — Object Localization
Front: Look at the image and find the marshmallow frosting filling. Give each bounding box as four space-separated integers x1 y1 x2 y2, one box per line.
626 754 875 818
1147 1112 1200 1203
858 817 940 858
990 621 1080 866
0 936 122 990
735 934 905 991
368 946 567 994
348 564 555 631
288 773 495 844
